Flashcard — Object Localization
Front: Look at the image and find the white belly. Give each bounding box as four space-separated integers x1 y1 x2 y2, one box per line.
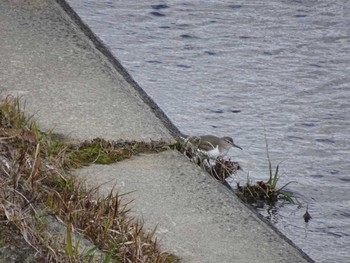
199 145 223 159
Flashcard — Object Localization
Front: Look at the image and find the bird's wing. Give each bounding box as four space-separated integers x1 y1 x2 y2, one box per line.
199 140 215 151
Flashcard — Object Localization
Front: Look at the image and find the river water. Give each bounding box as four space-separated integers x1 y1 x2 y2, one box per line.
65 1 350 262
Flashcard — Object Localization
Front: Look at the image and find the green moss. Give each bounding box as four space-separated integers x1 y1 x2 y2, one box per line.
168 141 182 151
43 137 168 169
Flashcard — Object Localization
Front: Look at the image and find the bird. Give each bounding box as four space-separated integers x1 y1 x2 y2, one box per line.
185 135 242 159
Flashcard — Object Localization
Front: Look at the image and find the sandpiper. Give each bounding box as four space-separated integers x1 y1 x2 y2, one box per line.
185 135 242 159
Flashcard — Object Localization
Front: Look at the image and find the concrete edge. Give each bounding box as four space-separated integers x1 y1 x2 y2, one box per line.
54 0 183 140
231 186 315 262
52 1 314 262
211 181 314 262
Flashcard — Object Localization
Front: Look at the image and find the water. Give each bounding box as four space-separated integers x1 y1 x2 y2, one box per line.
65 1 350 262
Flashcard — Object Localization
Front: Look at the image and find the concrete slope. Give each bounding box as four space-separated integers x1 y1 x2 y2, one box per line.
78 151 311 263
0 0 173 141
0 0 312 262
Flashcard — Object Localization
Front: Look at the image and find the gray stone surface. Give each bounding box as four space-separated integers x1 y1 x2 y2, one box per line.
0 0 172 141
0 0 312 262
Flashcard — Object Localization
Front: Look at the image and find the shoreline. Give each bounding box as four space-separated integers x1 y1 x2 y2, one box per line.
0 0 313 261
54 0 312 259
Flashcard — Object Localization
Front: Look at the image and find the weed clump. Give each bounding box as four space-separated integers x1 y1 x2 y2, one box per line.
235 138 296 208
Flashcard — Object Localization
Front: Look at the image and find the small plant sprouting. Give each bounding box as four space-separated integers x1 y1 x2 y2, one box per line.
236 135 296 208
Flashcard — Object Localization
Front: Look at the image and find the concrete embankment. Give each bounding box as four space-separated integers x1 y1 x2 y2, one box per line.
0 0 312 262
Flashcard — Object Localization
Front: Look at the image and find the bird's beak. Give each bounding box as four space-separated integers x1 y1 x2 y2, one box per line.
232 143 242 150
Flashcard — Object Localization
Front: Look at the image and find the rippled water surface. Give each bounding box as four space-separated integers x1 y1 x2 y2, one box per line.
66 1 350 262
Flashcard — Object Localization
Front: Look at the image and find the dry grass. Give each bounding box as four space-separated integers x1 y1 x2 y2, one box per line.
0 96 179 262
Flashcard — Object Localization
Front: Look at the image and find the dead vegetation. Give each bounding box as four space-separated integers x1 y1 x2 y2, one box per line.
0 96 178 262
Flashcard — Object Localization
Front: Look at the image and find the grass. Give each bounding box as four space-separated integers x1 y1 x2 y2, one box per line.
235 136 296 208
0 96 179 262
